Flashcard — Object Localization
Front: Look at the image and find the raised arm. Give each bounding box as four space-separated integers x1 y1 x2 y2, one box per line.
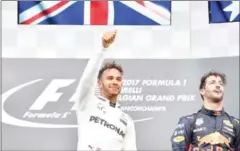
74 30 117 112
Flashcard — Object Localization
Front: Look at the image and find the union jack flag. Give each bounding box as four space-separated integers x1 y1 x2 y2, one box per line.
18 1 171 25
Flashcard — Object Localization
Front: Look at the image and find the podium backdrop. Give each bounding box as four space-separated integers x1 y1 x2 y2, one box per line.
2 56 239 150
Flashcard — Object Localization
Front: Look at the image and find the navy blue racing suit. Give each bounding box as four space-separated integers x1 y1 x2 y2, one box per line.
171 107 240 151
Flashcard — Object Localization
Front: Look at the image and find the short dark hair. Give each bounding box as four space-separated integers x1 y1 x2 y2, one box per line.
199 70 227 100
97 61 123 80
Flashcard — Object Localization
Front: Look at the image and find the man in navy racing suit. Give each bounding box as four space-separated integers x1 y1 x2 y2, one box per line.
171 70 240 151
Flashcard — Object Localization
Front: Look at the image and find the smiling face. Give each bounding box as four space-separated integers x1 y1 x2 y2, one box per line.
98 68 123 98
200 75 225 103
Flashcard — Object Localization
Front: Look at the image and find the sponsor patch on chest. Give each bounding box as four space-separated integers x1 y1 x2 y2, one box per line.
89 116 126 137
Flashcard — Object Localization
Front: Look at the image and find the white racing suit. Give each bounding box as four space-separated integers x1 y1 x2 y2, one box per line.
74 48 137 151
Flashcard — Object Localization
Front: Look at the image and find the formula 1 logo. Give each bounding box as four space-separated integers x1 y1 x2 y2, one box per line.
2 79 78 128
2 79 153 128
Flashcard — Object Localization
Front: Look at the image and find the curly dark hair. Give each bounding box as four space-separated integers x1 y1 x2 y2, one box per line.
97 61 123 80
199 70 227 100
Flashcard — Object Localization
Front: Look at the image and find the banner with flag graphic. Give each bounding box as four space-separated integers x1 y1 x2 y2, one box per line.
18 1 171 25
209 1 240 23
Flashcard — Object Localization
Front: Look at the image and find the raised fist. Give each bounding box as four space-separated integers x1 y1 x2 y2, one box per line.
102 30 117 48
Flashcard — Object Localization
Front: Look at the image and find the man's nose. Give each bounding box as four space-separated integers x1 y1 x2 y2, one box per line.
112 79 118 85
215 85 220 89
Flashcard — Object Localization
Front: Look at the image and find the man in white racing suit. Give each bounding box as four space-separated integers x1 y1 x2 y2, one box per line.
74 31 137 151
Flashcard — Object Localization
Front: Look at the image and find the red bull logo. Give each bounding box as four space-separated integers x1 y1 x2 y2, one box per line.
189 132 231 151
197 132 230 147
